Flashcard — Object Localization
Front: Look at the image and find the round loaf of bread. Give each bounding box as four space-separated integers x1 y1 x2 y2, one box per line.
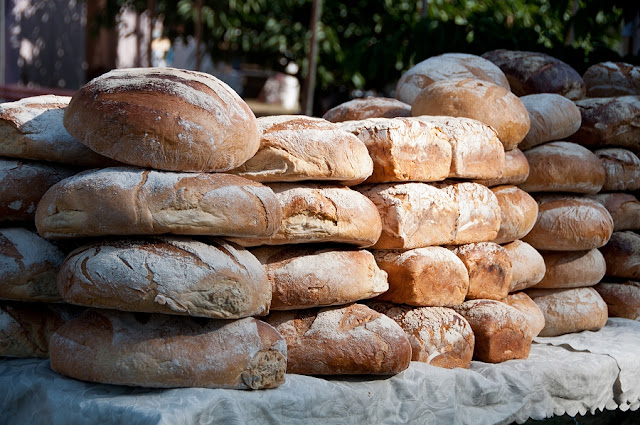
231 115 373 186
595 148 640 191
502 240 545 292
482 49 586 100
0 158 77 224
35 167 282 239
250 245 388 310
586 193 640 231
412 78 530 149
396 53 510 105
523 195 614 251
472 148 530 187
452 299 532 363
58 237 271 318
339 118 452 183
50 310 287 389
64 68 260 172
599 231 640 280
490 185 538 244
583 62 640 97
503 292 546 338
450 242 512 301
0 95 118 167
526 287 608 337
265 304 411 375
367 302 474 369
519 94 582 150
594 281 640 320
322 97 411 122
0 227 66 302
372 247 469 307
531 249 606 289
519 142 605 194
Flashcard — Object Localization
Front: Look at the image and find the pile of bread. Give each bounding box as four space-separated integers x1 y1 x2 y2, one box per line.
1 51 638 391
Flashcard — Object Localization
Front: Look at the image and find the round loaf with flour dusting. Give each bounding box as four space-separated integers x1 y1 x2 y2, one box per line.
322 97 411 122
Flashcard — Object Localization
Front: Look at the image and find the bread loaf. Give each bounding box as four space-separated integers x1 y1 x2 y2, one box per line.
356 183 458 249
0 95 117 167
481 49 586 100
502 240 545 292
339 118 452 183
490 185 538 244
450 242 512 301
0 227 66 302
412 78 530 150
35 167 282 239
0 301 84 358
583 62 640 97
599 231 640 280
231 115 373 185
519 94 582 150
372 247 469 307
322 97 411 122
265 304 412 375
472 148 530 187
523 195 613 251
594 281 640 320
503 292 545 338
526 287 608 337
519 142 605 194
531 249 606 289
586 193 640 231
411 116 505 179
50 310 287 389
250 245 388 310
396 53 510 105
595 148 640 191
64 67 260 172
0 158 77 224
229 183 381 247
452 299 532 363
367 302 474 369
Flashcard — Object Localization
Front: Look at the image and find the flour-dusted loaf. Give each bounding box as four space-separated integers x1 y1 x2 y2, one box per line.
229 183 381 247
231 115 373 185
519 142 605 194
58 237 271 318
531 249 606 289
356 182 458 249
594 281 640 320
250 245 388 310
0 158 77 224
367 302 474 369
0 95 117 167
519 94 582 150
452 299 532 363
502 240 546 292
482 49 586 100
35 167 282 239
396 53 510 105
265 303 412 375
412 78 530 150
503 292 546 338
50 310 287 389
472 148 530 187
64 67 260 172
490 185 538 244
523 195 613 251
599 231 640 280
526 287 608 337
595 148 640 191
583 62 640 97
372 247 469 307
450 242 512 301
322 97 411 122
586 193 640 231
339 118 452 183
0 301 84 358
411 116 505 179
0 228 66 302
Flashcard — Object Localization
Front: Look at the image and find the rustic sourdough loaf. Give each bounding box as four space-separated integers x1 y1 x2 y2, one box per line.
503 292 546 338
490 185 538 244
531 249 606 289
472 148 530 187
599 231 640 280
519 93 582 150
586 193 640 231
502 240 546 292
583 62 640 97
594 281 640 320
595 148 640 191
322 97 411 122
450 242 513 301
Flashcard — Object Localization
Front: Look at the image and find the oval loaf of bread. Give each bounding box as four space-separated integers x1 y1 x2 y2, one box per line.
322 97 411 122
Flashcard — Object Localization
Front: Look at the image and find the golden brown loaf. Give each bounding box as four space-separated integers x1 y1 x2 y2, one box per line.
322 97 411 122
450 242 513 301
502 240 546 292
490 185 538 244
594 281 640 320
50 310 287 389
532 249 606 289
64 67 260 172
586 193 640 231
519 94 582 150
35 167 282 239
599 231 640 280
595 148 640 191
583 62 640 97
503 292 546 338
472 148 530 187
